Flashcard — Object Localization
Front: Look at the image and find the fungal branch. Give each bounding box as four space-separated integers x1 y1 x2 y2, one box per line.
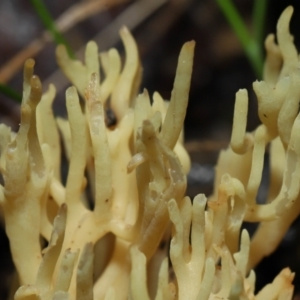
0 25 194 299
0 59 49 285
215 6 300 270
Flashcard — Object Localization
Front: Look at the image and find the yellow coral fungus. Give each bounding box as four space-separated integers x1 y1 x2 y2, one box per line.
0 5 299 300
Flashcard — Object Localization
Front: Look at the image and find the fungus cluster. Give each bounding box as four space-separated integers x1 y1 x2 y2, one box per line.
0 6 298 300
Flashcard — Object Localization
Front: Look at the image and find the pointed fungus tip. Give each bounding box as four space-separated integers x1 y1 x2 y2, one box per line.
25 58 35 68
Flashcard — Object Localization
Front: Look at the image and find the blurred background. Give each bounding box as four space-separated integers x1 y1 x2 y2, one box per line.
0 0 300 298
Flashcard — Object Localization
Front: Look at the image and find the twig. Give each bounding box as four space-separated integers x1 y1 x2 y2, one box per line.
0 0 127 83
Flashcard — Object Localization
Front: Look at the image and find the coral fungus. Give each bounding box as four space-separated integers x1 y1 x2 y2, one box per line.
0 5 299 300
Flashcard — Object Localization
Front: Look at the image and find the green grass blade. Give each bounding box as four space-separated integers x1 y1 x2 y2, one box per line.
30 0 75 58
215 0 263 78
252 0 268 46
0 84 22 103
